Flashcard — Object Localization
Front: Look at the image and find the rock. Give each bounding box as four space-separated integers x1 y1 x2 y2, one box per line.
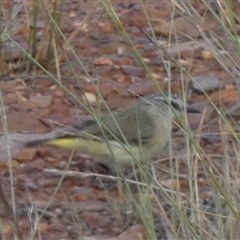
93 57 114 66
192 76 221 92
14 148 38 162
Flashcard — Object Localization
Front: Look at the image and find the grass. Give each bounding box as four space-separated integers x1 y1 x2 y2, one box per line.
1 0 240 239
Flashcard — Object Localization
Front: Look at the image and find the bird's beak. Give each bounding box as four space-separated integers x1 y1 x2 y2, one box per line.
186 106 201 113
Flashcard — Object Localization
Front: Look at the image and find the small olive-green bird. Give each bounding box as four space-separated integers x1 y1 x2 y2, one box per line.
26 92 199 173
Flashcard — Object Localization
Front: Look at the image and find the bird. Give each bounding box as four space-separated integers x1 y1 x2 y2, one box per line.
26 92 200 173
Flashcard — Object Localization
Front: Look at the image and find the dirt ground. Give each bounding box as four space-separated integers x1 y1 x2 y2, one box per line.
0 1 240 239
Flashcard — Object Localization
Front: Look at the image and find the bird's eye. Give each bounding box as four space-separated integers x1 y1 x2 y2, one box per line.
171 94 178 99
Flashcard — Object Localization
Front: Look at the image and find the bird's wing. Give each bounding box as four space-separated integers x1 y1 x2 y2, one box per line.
72 102 157 145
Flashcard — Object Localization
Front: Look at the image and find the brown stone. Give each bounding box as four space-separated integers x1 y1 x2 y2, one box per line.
93 57 114 66
15 148 38 162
